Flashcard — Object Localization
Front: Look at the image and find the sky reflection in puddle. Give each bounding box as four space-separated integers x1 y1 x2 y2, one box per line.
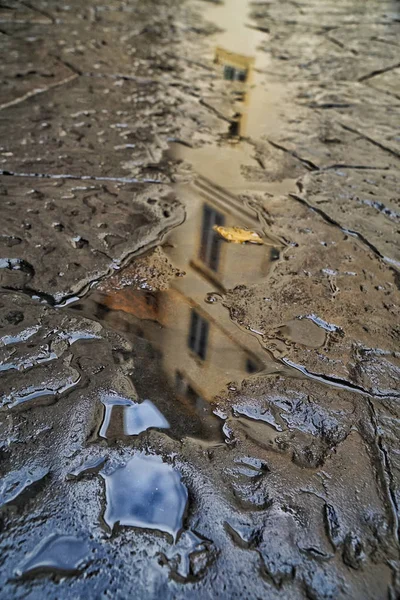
15 534 89 577
101 454 187 541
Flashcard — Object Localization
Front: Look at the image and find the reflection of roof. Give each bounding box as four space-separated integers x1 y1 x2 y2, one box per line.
194 175 258 224
215 47 255 70
103 289 159 322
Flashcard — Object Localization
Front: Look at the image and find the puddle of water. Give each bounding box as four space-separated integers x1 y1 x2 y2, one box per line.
232 403 283 432
69 183 286 441
99 394 170 439
2 374 82 409
0 465 49 508
171 143 295 195
0 325 40 347
71 271 276 444
67 456 107 480
168 0 291 197
70 142 293 445
279 318 327 349
101 454 188 541
15 534 89 577
53 0 317 458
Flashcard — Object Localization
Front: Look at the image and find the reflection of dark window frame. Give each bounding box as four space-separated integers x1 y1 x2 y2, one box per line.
270 247 280 261
175 371 199 401
229 113 241 137
175 371 205 410
223 64 248 82
199 204 225 272
223 65 235 80
246 358 258 374
187 384 199 403
188 309 209 361
144 291 158 310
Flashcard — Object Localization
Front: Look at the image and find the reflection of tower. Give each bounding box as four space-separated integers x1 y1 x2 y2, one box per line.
214 47 255 137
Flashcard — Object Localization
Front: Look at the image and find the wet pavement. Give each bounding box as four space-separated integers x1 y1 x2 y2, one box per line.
0 0 399 598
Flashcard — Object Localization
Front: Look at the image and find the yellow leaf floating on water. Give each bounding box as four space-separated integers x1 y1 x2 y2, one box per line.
213 225 264 245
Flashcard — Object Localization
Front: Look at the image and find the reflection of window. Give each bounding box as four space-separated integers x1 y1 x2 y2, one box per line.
223 65 235 80
144 291 158 310
223 65 248 82
233 90 246 102
229 114 241 137
199 204 225 272
188 309 209 360
175 371 186 396
246 358 258 374
270 247 280 261
187 385 200 403
175 371 205 410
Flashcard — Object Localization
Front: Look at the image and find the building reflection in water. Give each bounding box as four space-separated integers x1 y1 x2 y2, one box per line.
74 48 284 443
157 174 278 404
84 173 281 444
214 47 255 138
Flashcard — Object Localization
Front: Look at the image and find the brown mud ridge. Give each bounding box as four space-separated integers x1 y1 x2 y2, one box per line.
0 0 399 598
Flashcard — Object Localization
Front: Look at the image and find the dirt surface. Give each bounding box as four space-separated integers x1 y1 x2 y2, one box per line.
0 0 399 598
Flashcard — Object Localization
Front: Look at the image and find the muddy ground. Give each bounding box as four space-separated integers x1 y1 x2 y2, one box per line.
0 0 399 598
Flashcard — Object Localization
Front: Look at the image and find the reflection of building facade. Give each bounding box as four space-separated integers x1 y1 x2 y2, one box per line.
156 175 275 406
214 47 255 137
215 47 255 83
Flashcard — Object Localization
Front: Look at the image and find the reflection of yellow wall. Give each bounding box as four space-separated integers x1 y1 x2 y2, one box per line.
159 289 262 403
159 177 273 402
189 177 272 290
